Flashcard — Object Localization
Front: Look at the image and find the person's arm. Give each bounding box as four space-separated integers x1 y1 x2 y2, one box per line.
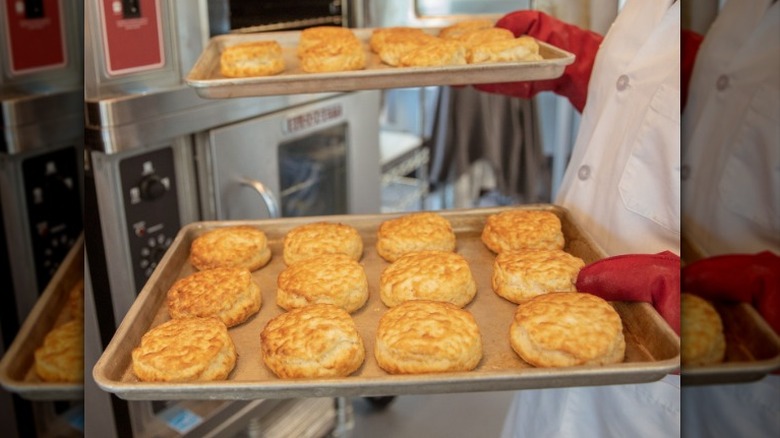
475 11 603 112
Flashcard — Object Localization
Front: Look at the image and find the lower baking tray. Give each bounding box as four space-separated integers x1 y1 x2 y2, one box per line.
681 302 780 386
186 27 575 99
0 235 84 400
680 236 780 385
93 206 679 400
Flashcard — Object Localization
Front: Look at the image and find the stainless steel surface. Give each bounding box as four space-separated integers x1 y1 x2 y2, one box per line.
1 90 83 154
93 206 680 400
364 0 504 28
90 139 200 322
0 236 83 401
84 256 119 438
186 28 574 99
86 85 335 154
681 303 780 386
240 179 281 219
201 90 381 220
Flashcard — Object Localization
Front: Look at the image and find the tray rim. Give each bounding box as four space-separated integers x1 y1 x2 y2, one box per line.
0 235 84 400
185 27 576 99
681 303 780 385
93 205 682 400
680 235 780 385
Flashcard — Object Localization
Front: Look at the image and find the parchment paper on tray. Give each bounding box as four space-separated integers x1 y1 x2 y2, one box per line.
0 236 84 401
93 206 679 401
186 28 575 99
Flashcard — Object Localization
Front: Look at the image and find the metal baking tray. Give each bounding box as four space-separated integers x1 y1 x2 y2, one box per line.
186 27 575 99
682 303 780 385
680 236 780 385
0 235 84 400
93 206 679 400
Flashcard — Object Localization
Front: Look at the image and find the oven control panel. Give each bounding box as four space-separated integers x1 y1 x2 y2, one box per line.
119 146 180 292
21 146 83 291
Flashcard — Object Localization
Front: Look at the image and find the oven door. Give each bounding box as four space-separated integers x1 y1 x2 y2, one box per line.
200 91 381 220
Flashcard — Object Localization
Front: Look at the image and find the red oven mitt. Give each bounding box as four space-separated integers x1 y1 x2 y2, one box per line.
682 252 780 336
474 11 603 112
575 251 681 335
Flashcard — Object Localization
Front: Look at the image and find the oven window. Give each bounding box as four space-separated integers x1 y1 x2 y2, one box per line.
415 0 526 16
278 123 349 217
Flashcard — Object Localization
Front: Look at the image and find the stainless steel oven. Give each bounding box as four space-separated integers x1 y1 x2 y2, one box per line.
84 1 380 436
196 91 380 221
1 2 84 435
85 89 378 437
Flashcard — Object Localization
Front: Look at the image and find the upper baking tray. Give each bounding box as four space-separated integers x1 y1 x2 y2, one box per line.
93 206 679 400
186 28 575 99
0 236 83 401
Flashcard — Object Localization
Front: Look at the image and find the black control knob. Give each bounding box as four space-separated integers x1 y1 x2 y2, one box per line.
139 174 167 201
149 245 167 265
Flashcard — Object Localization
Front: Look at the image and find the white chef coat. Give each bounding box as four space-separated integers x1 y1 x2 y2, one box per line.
556 0 681 257
681 1 780 437
502 1 681 437
681 0 780 256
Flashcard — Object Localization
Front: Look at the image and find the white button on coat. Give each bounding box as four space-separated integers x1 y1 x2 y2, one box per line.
577 165 590 180
616 74 630 91
716 74 730 91
555 0 681 256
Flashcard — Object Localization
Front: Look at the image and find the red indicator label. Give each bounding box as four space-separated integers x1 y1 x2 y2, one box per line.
3 0 67 75
99 0 165 76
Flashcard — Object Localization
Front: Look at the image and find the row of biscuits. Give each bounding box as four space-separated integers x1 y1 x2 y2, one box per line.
220 18 542 77
131 209 626 382
33 279 85 383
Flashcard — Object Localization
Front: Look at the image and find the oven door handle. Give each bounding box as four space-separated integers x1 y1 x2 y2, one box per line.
240 178 281 219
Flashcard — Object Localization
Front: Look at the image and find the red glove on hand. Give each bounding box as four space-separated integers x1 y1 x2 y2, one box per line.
474 11 603 112
682 252 780 335
576 251 681 335
681 28 703 110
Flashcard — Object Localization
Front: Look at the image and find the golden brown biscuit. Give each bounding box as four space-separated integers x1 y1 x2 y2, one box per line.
681 293 726 367
190 226 271 272
380 250 476 308
510 292 625 367
453 27 515 48
167 267 261 327
67 278 84 320
132 317 237 382
261 304 365 378
277 254 369 313
220 41 285 77
492 249 585 304
438 18 495 40
398 39 467 67
297 26 359 57
283 222 363 265
34 320 84 382
481 209 564 254
376 32 440 67
468 36 542 64
376 212 456 262
299 38 366 73
375 300 482 374
369 27 427 53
